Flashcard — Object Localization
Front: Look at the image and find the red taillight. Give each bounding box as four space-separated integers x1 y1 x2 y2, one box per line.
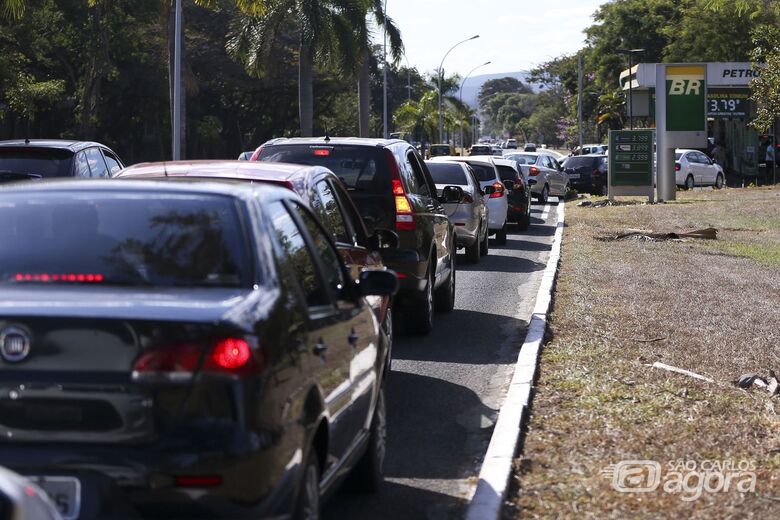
175 475 222 488
249 146 263 161
13 273 104 283
133 337 261 377
528 166 540 176
675 163 681 171
313 148 331 156
592 168 601 176
386 149 416 231
489 182 504 198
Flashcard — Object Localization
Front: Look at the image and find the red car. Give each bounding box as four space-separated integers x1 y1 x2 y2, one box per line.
116 160 398 354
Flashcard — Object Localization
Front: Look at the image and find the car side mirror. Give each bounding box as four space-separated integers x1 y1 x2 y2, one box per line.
483 185 496 195
528 178 537 186
440 185 464 203
368 228 399 250
356 269 399 297
503 180 515 191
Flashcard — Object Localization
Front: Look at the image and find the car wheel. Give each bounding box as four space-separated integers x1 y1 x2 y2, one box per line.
715 173 724 189
347 385 386 492
479 224 489 256
294 449 320 520
685 174 695 190
407 267 433 335
496 222 508 245
465 233 480 264
434 249 455 312
537 184 549 204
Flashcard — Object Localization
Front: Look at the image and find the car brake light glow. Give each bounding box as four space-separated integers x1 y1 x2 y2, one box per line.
13 273 104 283
489 182 505 198
386 150 416 231
313 148 331 156
675 163 681 171
528 166 540 176
211 338 251 369
175 475 222 488
133 337 262 378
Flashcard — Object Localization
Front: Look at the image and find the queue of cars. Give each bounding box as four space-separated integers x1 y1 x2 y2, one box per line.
0 135 554 520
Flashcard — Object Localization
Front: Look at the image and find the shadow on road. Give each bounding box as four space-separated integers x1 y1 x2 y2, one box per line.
456 253 546 274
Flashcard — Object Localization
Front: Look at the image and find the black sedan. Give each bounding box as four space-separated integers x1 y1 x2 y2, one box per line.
0 139 124 183
0 180 396 519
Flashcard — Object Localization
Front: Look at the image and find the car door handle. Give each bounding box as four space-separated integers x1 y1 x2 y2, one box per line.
312 342 328 355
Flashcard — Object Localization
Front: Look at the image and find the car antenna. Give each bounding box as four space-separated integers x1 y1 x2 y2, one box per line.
24 138 30 145
324 133 331 143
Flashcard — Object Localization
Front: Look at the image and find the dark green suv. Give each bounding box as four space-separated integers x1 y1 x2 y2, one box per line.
255 137 459 334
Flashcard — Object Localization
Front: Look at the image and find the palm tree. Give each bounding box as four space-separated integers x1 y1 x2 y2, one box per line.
353 1 402 137
229 0 367 137
0 0 23 18
394 90 457 145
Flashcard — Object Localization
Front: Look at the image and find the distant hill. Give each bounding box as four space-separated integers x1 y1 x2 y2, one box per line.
459 71 539 108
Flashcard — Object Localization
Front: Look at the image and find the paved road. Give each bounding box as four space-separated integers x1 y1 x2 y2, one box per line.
324 200 561 519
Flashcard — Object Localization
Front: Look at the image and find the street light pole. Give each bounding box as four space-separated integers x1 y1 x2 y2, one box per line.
382 0 388 139
403 54 411 101
172 0 182 160
438 35 479 143
460 61 490 154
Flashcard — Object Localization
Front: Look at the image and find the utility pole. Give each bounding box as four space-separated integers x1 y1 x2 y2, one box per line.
577 53 583 152
438 35 479 143
382 0 388 139
172 0 182 160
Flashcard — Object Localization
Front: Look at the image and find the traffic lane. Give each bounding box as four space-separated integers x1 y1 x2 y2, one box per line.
324 202 559 519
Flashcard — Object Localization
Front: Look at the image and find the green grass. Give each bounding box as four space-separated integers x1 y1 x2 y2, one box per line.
711 241 780 267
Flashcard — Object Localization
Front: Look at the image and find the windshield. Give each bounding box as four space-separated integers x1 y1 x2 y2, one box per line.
0 148 73 178
507 154 537 165
0 192 253 288
464 162 496 182
427 162 467 185
258 144 390 195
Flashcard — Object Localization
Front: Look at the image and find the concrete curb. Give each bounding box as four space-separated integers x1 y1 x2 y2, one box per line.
465 201 566 520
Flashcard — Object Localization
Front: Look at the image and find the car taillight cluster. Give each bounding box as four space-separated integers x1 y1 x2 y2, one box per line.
386 149 416 231
528 166 540 176
489 182 505 198
13 273 104 283
132 337 264 378
675 163 681 171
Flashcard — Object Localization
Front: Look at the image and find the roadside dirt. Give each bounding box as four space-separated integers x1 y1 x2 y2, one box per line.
509 186 780 518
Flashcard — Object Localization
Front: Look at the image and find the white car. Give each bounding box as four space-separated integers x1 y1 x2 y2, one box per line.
675 149 725 189
504 152 568 204
432 155 509 244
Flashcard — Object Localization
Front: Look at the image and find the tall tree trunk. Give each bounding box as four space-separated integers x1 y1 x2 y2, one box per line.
299 41 314 137
358 48 371 137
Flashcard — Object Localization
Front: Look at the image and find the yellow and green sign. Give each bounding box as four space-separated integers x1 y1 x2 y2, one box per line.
666 65 706 132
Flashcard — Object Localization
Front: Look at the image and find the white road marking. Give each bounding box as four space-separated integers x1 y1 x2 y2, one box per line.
539 203 551 221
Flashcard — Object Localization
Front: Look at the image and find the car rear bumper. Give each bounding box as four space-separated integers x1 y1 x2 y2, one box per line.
379 248 428 296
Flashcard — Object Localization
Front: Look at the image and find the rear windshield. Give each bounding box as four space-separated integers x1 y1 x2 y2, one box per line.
258 144 389 195
508 154 537 165
0 192 252 288
430 146 450 154
675 153 682 160
496 165 518 181
464 162 496 182
0 148 73 178
470 146 491 154
565 157 601 168
427 162 467 185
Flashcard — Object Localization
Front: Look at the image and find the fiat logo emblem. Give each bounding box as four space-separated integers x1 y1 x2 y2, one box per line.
0 327 31 363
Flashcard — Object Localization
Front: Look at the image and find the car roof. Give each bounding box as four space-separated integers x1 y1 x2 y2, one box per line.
259 136 408 148
0 178 293 203
491 158 519 169
116 160 331 184
435 155 497 168
505 151 539 157
675 149 700 154
0 139 109 153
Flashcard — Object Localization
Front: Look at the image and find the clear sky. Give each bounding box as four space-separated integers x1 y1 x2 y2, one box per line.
387 0 605 77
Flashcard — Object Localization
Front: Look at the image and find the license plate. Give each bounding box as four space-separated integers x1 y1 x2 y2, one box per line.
568 173 581 179
30 476 81 520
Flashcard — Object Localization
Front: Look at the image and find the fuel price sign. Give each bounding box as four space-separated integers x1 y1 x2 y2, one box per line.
609 129 655 187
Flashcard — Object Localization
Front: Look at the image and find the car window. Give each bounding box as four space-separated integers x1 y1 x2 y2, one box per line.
267 201 331 309
507 154 536 165
675 153 683 160
1 192 253 288
74 151 91 177
465 162 497 182
102 150 122 175
406 151 432 197
496 164 518 182
328 180 362 245
312 180 351 245
85 148 109 178
697 152 711 164
427 162 468 185
291 202 347 300
0 148 73 178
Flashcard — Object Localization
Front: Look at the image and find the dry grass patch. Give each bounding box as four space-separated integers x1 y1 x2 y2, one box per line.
509 186 780 519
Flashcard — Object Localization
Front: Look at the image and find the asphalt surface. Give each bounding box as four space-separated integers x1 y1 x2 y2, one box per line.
324 199 561 519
